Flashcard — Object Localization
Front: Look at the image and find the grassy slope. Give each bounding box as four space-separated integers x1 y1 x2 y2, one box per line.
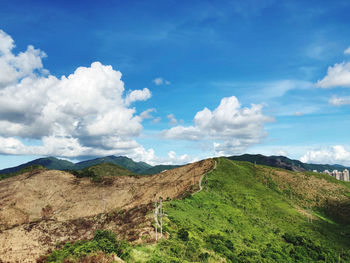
132 158 350 262
85 163 138 177
42 158 350 262
74 156 152 174
228 154 350 172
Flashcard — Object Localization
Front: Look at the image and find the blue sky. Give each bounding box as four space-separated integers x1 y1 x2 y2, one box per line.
1 0 350 168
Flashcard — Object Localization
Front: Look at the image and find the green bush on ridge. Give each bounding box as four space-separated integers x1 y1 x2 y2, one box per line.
41 230 131 263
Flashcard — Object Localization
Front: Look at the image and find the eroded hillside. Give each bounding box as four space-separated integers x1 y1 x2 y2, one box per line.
0 159 215 263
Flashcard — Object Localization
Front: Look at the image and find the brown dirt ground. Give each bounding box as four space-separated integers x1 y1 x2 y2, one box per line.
0 159 215 263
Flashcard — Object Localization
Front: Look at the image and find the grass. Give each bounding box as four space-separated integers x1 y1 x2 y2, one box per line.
133 158 350 262
42 158 350 262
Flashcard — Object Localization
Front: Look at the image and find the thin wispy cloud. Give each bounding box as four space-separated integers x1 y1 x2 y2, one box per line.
329 95 350 106
344 46 350 55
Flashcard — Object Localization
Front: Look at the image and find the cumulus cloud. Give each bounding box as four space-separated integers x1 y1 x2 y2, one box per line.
125 87 151 106
316 62 350 88
0 30 155 161
145 150 197 165
153 77 170 86
0 30 47 89
162 96 273 155
344 46 350 55
300 145 350 166
167 114 178 125
329 95 350 106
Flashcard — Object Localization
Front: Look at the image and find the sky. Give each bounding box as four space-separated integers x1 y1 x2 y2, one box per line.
1 0 350 168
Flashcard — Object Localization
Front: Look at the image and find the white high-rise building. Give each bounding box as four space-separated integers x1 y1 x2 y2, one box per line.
343 169 349 182
332 170 341 180
323 170 331 175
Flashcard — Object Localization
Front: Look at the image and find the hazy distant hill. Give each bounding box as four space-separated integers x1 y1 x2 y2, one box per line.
227 154 350 172
73 155 152 173
1 153 349 180
0 155 178 177
0 157 75 175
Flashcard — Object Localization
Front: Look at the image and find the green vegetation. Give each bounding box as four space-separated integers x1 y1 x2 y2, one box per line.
0 157 75 176
68 163 138 183
228 154 350 172
39 230 131 262
135 158 350 262
0 156 178 179
73 156 152 174
39 158 350 262
0 164 46 180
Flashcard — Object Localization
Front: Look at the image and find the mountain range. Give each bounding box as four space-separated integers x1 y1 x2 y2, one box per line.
0 155 180 176
228 154 350 172
0 154 348 178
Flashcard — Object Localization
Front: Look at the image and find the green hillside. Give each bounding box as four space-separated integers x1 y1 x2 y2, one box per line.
0 157 74 175
0 156 155 179
228 154 350 172
85 162 138 177
44 158 350 262
69 163 138 183
133 158 350 262
73 155 152 173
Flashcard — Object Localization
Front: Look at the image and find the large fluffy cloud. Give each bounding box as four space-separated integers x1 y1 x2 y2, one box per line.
300 145 350 166
162 96 273 155
316 62 350 88
0 30 154 160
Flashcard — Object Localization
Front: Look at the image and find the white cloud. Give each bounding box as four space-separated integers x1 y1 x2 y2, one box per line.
145 150 197 165
0 30 47 89
125 87 151 106
153 77 170 86
329 95 350 106
140 108 156 119
0 29 157 161
167 114 178 125
344 46 350 55
162 96 273 155
153 117 161 123
294 111 303 116
300 145 350 166
316 62 350 88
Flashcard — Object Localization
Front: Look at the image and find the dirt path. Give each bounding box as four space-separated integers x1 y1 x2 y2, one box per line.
194 159 217 194
153 159 217 240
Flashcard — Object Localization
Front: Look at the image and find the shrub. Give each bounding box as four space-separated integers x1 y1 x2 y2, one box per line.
177 228 189 241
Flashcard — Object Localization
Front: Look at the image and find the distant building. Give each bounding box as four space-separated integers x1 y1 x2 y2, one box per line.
332 170 341 180
323 170 331 175
322 169 350 182
343 169 349 182
312 169 318 173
